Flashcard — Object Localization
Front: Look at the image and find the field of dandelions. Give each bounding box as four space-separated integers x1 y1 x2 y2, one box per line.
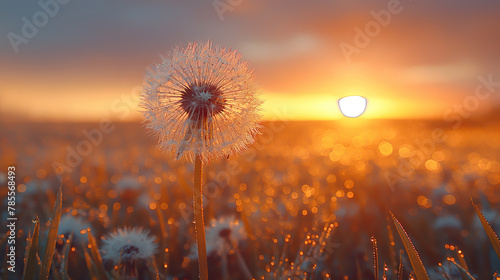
1 119 500 280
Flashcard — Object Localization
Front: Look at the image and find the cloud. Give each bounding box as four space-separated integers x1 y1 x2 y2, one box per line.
400 62 480 84
238 34 320 61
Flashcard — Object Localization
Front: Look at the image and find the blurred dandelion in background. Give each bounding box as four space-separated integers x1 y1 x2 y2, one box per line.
101 227 157 264
204 216 247 256
58 213 92 243
191 216 253 280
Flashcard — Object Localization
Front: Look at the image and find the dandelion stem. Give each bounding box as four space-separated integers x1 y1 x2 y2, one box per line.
233 243 254 280
194 155 208 280
221 247 229 280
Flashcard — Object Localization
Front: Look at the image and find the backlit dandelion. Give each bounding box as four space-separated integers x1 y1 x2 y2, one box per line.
101 227 157 264
140 41 262 280
140 41 262 162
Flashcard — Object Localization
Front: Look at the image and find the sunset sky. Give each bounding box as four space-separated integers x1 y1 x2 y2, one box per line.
1 0 499 121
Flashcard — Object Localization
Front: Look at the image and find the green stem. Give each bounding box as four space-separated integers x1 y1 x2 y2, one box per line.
194 155 208 280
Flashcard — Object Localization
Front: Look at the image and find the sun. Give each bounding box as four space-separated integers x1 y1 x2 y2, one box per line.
338 96 367 118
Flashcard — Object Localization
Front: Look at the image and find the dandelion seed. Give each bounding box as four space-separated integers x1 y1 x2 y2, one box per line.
140 41 262 163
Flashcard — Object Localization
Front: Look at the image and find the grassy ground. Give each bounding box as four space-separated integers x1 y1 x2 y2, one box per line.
1 120 499 279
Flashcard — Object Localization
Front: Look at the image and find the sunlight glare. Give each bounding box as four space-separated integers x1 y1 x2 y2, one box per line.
338 96 367 118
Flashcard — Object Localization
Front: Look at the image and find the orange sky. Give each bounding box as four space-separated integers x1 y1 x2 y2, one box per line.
1 0 499 121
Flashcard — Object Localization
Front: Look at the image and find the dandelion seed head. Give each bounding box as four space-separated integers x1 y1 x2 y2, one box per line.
101 227 157 264
57 213 92 243
140 41 262 163
432 215 462 230
190 216 246 258
116 175 142 192
114 175 143 205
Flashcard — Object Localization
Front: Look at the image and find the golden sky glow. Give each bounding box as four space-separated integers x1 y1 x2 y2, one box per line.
1 1 499 121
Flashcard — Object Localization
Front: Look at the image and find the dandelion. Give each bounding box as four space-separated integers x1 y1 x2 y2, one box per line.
57 213 92 243
116 175 142 204
191 216 251 279
21 179 53 195
140 41 262 280
201 216 247 256
101 227 157 264
432 215 462 230
140 41 262 162
116 175 142 193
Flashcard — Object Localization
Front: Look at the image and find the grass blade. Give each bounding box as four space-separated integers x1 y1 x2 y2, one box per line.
84 248 99 280
390 212 430 280
87 230 109 280
51 257 63 280
386 214 398 272
39 185 63 280
397 250 403 280
23 216 40 280
471 197 500 260
371 236 379 280
449 258 476 280
60 233 73 280
456 247 469 271
155 206 169 275
455 246 470 280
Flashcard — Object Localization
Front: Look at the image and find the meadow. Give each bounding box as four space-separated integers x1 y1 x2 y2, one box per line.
1 119 499 279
